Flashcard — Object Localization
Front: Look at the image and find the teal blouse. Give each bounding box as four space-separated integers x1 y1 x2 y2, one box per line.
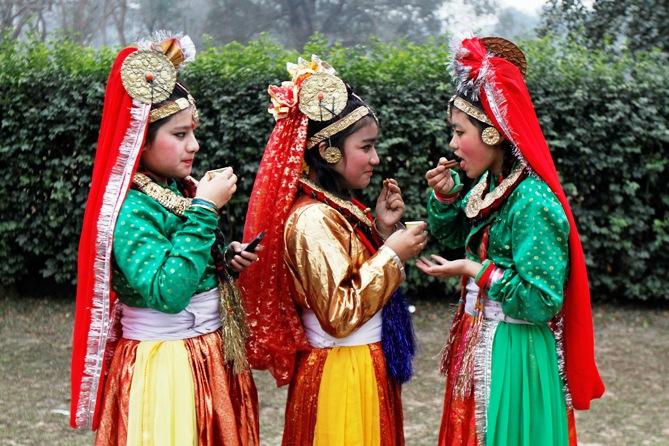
111 184 219 314
427 171 570 324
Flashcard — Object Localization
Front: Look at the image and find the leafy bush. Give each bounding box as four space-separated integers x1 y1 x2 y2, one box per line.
1 35 666 300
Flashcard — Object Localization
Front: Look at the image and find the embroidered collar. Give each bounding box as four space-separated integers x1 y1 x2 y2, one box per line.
298 177 373 228
465 163 527 220
132 172 192 216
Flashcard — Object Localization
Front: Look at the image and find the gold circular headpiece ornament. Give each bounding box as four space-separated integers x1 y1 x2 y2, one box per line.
121 50 177 104
482 36 527 78
298 73 348 121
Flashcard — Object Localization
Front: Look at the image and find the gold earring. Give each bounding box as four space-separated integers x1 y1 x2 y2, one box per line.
482 127 501 145
322 146 343 164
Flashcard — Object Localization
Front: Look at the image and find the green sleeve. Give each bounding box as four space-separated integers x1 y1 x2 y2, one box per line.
113 193 219 313
488 182 570 323
426 170 469 249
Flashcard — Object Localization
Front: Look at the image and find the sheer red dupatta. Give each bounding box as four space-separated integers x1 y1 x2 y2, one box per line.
237 102 311 386
454 37 604 410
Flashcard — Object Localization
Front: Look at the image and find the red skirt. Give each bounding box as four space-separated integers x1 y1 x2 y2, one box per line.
95 330 259 445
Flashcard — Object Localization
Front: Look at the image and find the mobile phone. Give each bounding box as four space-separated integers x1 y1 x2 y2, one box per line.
243 231 265 253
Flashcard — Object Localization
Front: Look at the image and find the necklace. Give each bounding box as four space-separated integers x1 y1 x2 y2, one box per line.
465 163 526 220
132 172 192 216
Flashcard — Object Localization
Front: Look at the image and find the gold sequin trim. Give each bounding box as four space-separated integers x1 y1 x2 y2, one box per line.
149 94 199 123
299 177 373 227
450 96 493 126
465 163 525 219
307 106 370 148
132 172 192 216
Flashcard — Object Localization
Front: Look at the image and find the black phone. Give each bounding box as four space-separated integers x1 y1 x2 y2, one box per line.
243 231 265 253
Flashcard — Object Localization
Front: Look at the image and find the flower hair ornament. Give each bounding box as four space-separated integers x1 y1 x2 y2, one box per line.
70 32 195 430
450 36 604 410
238 56 378 385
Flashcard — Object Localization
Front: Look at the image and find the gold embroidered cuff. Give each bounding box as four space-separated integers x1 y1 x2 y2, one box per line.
307 106 371 148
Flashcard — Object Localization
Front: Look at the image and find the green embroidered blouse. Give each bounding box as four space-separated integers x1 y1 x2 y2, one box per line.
427 171 570 324
111 184 219 314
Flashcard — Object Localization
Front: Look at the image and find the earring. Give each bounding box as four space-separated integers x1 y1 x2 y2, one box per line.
481 127 501 145
322 146 343 164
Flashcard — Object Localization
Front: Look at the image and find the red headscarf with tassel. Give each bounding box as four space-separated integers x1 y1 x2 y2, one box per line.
453 36 604 410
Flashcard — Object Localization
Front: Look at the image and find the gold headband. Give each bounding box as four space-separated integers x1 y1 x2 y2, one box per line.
307 106 371 148
449 96 493 126
149 94 199 123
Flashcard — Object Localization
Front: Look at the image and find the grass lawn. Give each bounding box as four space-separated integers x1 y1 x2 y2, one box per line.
1 292 667 445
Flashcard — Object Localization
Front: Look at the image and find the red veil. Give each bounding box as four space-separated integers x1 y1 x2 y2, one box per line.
453 36 604 409
237 57 340 385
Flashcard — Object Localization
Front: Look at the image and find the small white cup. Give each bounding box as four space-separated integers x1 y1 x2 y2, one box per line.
405 221 425 231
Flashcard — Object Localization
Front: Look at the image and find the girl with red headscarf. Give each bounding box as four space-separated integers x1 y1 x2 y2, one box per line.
417 36 604 445
69 33 259 444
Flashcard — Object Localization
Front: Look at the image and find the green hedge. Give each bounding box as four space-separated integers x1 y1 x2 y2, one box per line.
1 35 667 301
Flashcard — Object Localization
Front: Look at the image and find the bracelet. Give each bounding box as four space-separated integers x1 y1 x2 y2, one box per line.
373 218 404 240
190 203 219 215
373 218 392 240
192 197 219 212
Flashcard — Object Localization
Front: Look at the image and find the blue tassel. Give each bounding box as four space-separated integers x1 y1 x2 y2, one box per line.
381 289 416 384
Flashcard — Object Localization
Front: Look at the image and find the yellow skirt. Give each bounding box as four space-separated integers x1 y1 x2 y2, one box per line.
283 342 404 446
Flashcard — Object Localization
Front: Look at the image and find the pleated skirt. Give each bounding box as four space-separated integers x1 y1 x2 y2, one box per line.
95 330 259 446
438 314 577 446
282 342 404 446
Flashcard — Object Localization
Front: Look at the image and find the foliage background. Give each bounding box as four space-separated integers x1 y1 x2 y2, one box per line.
0 35 667 300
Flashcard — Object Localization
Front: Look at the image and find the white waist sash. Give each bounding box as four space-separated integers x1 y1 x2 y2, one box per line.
464 278 533 325
301 309 382 348
121 288 221 341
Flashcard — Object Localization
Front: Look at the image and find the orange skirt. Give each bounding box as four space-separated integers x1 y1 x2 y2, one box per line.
95 330 259 446
282 342 404 446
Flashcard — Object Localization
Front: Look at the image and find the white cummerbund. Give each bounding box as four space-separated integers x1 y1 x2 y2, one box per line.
464 278 533 325
301 309 382 348
121 287 221 341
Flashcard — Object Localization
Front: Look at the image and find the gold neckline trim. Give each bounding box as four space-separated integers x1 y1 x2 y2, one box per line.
132 172 192 216
299 177 372 227
465 163 525 219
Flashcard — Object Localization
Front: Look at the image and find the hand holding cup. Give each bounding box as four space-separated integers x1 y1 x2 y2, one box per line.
196 166 237 208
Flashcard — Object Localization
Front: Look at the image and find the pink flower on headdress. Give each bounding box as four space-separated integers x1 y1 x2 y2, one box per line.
268 81 298 121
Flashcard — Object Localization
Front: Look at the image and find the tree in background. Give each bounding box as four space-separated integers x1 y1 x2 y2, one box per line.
204 0 445 49
539 0 669 52
1 0 53 40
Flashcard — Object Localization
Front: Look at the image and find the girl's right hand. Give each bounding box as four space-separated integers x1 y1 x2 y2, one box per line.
425 157 455 195
384 222 428 263
196 167 237 208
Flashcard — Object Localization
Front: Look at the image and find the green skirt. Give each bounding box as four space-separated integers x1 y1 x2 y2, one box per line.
484 322 569 445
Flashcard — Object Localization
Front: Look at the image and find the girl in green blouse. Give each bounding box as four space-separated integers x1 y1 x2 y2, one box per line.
416 36 603 445
71 34 259 445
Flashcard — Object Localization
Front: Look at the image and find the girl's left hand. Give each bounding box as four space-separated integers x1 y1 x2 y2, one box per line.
415 255 480 279
375 178 405 234
226 241 262 273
